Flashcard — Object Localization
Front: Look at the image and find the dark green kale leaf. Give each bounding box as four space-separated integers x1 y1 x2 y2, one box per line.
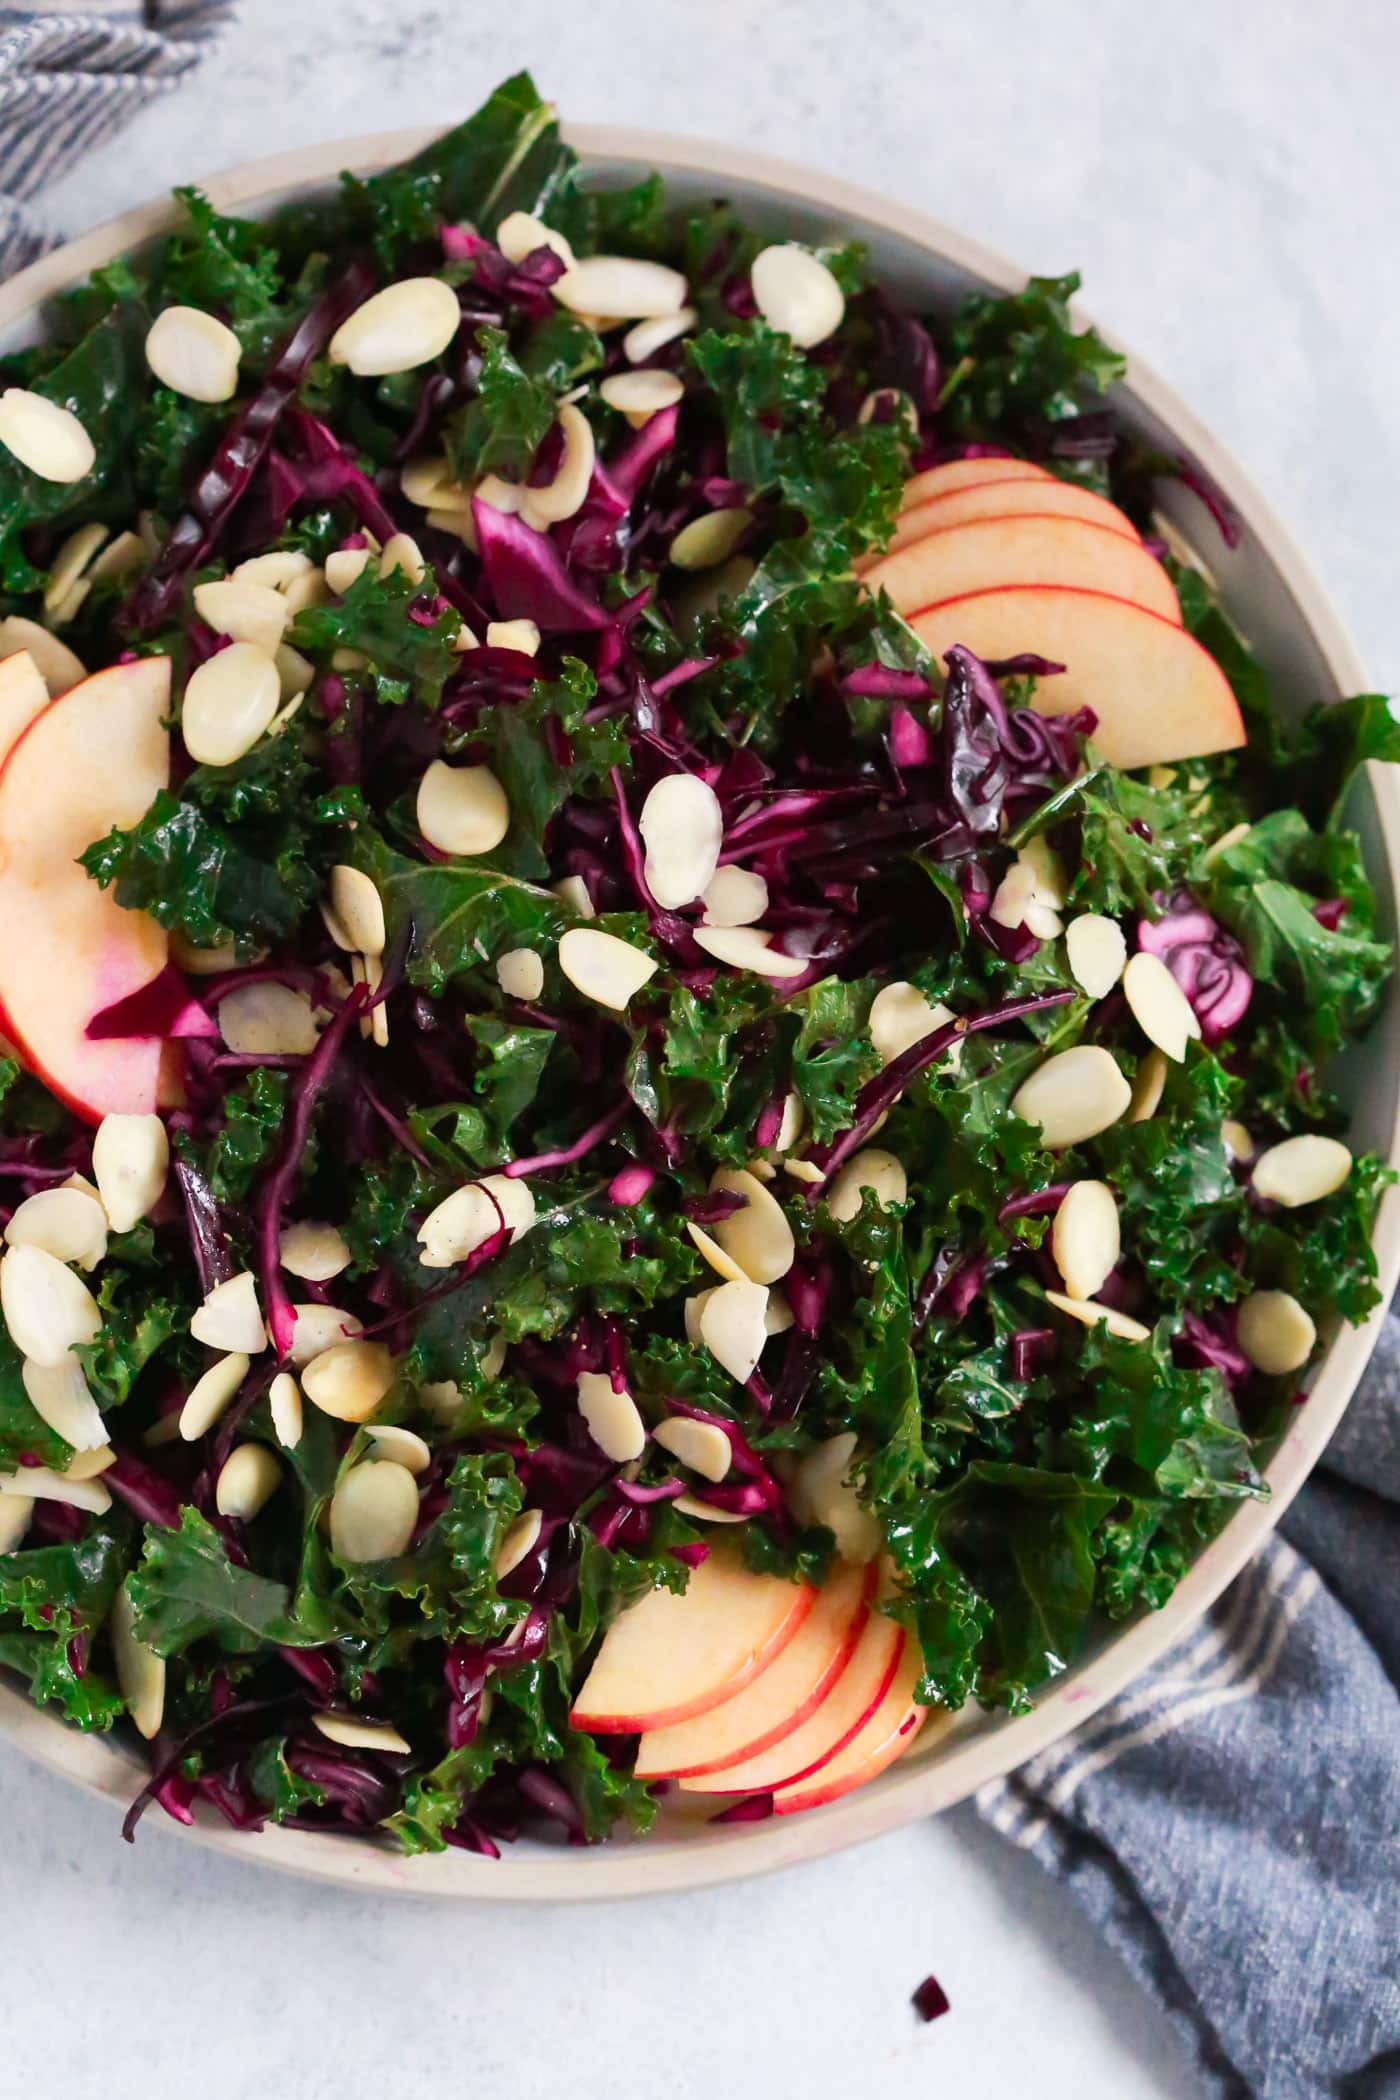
290 560 462 710
0 1328 69 1467
129 1506 302 1655
941 272 1125 484
355 829 568 995
462 657 627 875
158 188 289 362
1096 1050 1246 1308
1062 1324 1262 1502
1243 1150 1392 1326
790 978 879 1143
445 327 556 484
0 1520 129 1728
199 1067 291 1205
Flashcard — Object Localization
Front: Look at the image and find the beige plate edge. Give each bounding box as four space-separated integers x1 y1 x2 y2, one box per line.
0 123 1397 1901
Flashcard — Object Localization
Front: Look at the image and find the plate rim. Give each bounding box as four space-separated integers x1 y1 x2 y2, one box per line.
1 119 1396 1902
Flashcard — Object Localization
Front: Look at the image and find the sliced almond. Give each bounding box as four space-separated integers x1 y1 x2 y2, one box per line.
485 618 541 657
495 211 575 267
378 531 426 585
1203 821 1252 866
496 947 545 1000
691 926 806 979
0 616 86 694
674 1494 748 1524
279 1220 352 1283
669 507 754 572
1251 1135 1352 1208
600 369 685 426
639 772 724 908
21 1356 107 1451
330 865 386 959
576 1371 646 1463
826 1147 907 1222
701 866 767 927
1011 1046 1131 1149
5 1186 107 1270
313 1710 412 1754
520 404 595 528
0 389 94 483
365 1423 432 1473
1129 1047 1168 1123
1123 951 1201 1062
866 982 960 1072
558 926 659 1009
750 246 844 347
215 1442 282 1519
554 255 688 321
193 577 290 656
330 1461 419 1562
783 1156 826 1186
710 1167 795 1284
1044 1289 1151 1343
182 641 280 766
0 1245 101 1366
416 759 510 855
697 1278 769 1383
1066 913 1127 999
1220 1119 1255 1164
0 1496 33 1553
0 1465 109 1514
553 874 595 918
685 1221 750 1285
328 278 461 377
1051 1181 1120 1302
234 550 314 593
787 1431 882 1562
88 529 146 586
765 1291 793 1335
275 643 314 704
624 307 698 363
287 1304 363 1367
179 1352 251 1439
496 1506 543 1578
218 982 319 1057
170 932 245 975
110 1586 165 1739
417 1174 535 1269
189 1271 267 1354
92 1111 169 1233
775 1093 805 1153
654 1416 731 1483
268 1370 304 1450
302 1339 397 1423
1236 1290 1316 1375
44 522 108 612
64 1445 117 1482
145 305 241 402
326 546 372 594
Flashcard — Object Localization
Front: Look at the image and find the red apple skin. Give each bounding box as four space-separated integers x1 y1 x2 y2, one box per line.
635 1560 876 1781
570 1555 818 1734
913 585 1246 771
902 457 1051 508
863 513 1181 626
879 476 1140 561
771 1634 933 1815
681 1608 905 1796
0 657 173 1124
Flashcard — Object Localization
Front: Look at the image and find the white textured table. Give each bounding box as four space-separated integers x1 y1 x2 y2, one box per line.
9 4 1397 2094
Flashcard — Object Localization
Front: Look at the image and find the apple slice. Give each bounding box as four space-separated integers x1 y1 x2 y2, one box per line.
635 1559 875 1779
570 1549 816 1733
771 1629 932 1815
902 457 1051 508
863 514 1180 625
912 586 1246 771
878 477 1140 563
681 1604 904 1795
0 657 173 1123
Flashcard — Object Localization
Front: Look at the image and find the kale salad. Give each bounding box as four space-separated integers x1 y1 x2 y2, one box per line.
0 71 1394 1853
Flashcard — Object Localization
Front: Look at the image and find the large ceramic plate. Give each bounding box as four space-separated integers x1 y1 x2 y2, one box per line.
1 125 1396 1900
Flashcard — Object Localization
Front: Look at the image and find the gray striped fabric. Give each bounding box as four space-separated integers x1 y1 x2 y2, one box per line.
0 3 233 275
977 1323 1400 2098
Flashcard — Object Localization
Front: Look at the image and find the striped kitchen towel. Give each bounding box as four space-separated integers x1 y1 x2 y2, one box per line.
978 1308 1400 2099
0 3 234 276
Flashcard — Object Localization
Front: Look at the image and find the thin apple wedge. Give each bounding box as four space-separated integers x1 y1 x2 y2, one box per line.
913 585 1246 771
771 1629 933 1815
570 1548 816 1733
902 457 1051 508
863 513 1180 624
874 477 1140 564
680 1603 904 1795
0 657 174 1123
635 1559 875 1780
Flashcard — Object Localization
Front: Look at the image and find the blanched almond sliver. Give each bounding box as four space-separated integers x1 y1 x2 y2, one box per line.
691 926 806 979
1010 1047 1131 1149
365 1423 432 1474
330 865 386 958
215 1442 282 1519
1129 1047 1168 1123
576 1372 646 1462
1236 1289 1316 1375
554 255 688 321
313 1711 413 1754
709 1167 795 1284
1066 913 1127 999
826 1147 907 1222
330 1461 419 1562
1051 1181 1120 1303
92 1111 169 1232
328 278 461 377
654 1416 732 1483
558 927 659 1010
416 760 510 856
639 772 724 909
1123 951 1201 1062
0 1245 101 1366
1044 1289 1151 1344
697 1279 769 1383
1251 1135 1352 1208
751 246 844 347
495 1507 543 1578
189 1271 267 1354
702 865 768 927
